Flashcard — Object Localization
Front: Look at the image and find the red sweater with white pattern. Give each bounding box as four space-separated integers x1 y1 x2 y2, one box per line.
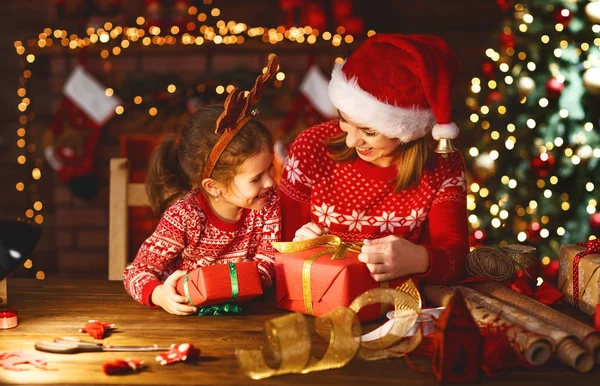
124 187 281 307
280 121 469 284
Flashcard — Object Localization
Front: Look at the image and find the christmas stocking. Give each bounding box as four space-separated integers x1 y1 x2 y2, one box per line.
276 64 336 164
43 65 120 200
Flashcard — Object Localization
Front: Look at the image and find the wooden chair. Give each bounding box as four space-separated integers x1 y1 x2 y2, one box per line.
108 158 150 280
0 279 6 306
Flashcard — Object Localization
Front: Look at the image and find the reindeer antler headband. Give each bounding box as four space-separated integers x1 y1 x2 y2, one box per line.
202 54 279 180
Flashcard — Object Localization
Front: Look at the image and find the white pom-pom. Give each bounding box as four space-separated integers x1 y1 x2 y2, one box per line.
431 122 459 140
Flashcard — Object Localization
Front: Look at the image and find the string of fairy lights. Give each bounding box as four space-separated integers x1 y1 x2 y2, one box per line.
464 2 600 266
13 0 374 279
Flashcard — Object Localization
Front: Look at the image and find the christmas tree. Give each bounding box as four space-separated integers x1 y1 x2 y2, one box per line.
465 0 600 264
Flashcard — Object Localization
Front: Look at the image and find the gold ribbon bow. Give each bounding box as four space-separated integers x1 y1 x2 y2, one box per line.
272 236 391 316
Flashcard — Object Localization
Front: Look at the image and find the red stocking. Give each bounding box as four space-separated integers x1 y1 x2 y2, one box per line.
43 98 101 200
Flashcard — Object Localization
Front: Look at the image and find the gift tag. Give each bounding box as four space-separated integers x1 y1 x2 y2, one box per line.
63 65 121 126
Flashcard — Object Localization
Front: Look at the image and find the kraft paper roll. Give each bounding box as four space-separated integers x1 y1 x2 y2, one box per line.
470 281 600 365
424 285 553 367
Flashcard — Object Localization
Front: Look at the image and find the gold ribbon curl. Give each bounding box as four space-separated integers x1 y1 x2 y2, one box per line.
236 281 422 379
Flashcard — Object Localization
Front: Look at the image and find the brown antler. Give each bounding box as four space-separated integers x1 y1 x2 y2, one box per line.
215 54 279 134
204 54 279 180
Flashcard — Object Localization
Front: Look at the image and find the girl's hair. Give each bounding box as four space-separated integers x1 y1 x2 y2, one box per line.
146 105 274 217
325 130 433 193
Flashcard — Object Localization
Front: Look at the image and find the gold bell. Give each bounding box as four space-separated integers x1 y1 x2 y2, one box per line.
434 138 456 154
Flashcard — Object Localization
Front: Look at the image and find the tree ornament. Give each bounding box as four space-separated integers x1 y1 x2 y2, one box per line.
585 1 600 23
591 212 600 233
545 77 565 99
482 62 495 79
486 90 503 105
496 0 511 12
583 68 600 96
526 223 541 243
517 76 535 97
543 259 559 283
554 7 573 27
469 229 487 248
499 31 515 49
530 152 555 178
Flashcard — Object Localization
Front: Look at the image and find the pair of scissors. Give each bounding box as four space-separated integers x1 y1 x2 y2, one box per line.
34 336 171 354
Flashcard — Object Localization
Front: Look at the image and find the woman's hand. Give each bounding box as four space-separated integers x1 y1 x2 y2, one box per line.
357 235 430 282
151 270 198 315
293 222 329 241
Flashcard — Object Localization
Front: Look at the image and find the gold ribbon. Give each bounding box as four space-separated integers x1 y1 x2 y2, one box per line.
502 244 539 277
272 236 364 315
236 281 422 379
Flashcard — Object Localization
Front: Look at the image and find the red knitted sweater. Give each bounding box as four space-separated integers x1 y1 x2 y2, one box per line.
280 121 469 284
124 187 280 306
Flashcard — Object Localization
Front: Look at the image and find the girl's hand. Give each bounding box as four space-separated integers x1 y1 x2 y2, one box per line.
357 235 430 282
293 222 329 241
151 270 198 315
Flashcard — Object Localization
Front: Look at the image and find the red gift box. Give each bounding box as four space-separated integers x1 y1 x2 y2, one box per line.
175 261 263 307
275 245 410 322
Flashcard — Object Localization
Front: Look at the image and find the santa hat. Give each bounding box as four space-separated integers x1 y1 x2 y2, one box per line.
328 34 459 143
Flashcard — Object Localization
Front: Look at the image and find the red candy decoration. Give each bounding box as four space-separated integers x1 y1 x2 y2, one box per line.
102 358 144 375
79 320 115 339
155 343 200 365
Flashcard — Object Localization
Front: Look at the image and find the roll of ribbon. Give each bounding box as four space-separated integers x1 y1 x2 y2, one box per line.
0 307 18 329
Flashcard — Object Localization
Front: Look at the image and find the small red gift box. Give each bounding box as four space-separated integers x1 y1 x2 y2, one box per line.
175 261 263 307
275 243 409 322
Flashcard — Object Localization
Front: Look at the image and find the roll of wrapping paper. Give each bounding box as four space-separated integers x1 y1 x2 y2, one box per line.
456 285 594 372
470 281 600 364
424 285 553 367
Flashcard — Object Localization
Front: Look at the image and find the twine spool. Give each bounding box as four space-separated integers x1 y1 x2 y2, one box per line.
466 246 516 282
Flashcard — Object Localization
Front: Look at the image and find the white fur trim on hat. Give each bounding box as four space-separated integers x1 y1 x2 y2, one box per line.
328 63 436 143
431 122 459 140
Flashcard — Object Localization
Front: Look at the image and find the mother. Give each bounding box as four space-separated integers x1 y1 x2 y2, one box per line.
280 34 469 284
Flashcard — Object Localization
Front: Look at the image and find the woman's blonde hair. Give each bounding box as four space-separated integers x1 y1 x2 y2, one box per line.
325 130 433 193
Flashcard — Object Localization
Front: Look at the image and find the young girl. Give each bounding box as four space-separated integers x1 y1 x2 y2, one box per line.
124 57 280 315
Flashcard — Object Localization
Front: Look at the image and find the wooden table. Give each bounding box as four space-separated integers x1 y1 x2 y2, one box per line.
0 279 598 385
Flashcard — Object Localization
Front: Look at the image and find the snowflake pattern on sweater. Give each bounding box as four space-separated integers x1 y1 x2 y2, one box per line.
280 121 470 284
124 187 280 307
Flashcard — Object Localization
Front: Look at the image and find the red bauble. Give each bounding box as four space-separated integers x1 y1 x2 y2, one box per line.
554 8 573 27
486 91 503 104
333 0 353 19
530 153 556 178
526 223 541 243
546 78 565 99
482 62 495 79
302 3 327 31
496 0 511 12
344 16 365 36
499 31 515 48
469 230 486 247
590 213 600 233
279 0 303 11
543 260 560 282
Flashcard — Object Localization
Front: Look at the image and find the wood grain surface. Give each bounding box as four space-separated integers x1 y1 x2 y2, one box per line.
0 278 598 385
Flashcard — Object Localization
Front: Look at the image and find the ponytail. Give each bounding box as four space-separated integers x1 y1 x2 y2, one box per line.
146 136 190 217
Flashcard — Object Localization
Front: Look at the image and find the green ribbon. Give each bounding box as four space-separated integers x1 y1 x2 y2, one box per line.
183 262 242 316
